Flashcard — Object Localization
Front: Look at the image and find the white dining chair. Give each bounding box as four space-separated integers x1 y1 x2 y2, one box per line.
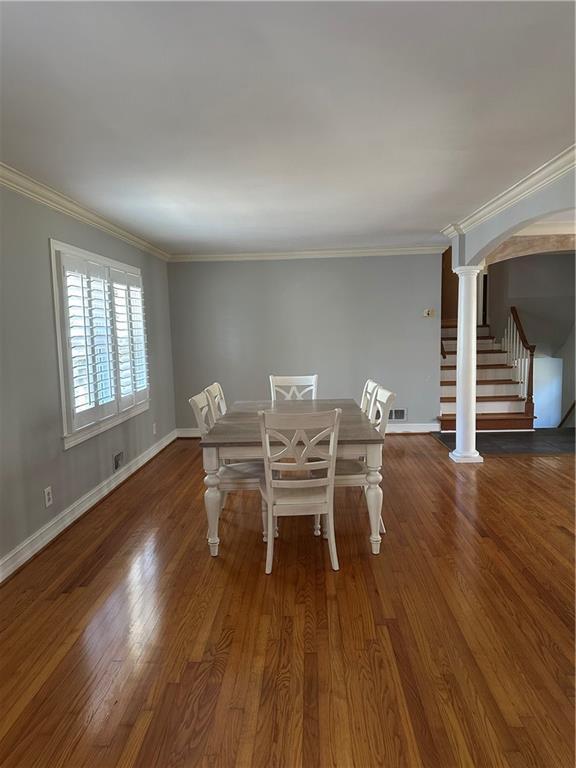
360 378 378 415
189 390 266 533
188 389 215 434
269 374 318 401
206 381 227 421
259 408 341 574
313 385 395 538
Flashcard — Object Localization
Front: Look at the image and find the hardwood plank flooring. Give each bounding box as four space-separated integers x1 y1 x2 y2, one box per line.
0 436 573 767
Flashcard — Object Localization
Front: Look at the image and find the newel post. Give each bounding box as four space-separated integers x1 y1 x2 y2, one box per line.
525 345 536 418
449 266 484 464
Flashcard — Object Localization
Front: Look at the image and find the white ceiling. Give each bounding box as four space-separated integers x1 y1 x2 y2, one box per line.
1 2 574 256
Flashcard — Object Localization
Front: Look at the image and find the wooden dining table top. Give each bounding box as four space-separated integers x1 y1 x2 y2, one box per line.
200 398 385 447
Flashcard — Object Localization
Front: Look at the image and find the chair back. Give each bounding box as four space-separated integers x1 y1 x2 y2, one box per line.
206 382 227 420
269 374 318 401
259 409 341 505
360 378 378 414
188 390 215 437
369 386 396 437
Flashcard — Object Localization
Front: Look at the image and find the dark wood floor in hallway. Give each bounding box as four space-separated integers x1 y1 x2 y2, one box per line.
0 436 573 768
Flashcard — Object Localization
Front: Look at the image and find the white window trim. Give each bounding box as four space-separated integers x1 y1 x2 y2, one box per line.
50 239 150 450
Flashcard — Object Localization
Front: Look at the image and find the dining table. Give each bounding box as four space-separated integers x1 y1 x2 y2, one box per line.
199 398 386 557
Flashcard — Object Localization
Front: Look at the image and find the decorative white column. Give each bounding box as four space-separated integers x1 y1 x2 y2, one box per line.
449 266 484 463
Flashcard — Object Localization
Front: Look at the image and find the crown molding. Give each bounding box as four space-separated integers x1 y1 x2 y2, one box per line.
441 144 576 238
442 224 463 240
170 244 444 263
0 163 170 261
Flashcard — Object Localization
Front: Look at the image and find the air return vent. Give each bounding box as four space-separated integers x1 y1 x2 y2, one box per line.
389 408 407 422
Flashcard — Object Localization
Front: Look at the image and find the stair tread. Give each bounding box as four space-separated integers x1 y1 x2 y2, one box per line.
445 350 506 355
440 412 531 421
442 322 489 328
442 335 496 340
441 363 514 370
441 395 525 402
441 379 519 386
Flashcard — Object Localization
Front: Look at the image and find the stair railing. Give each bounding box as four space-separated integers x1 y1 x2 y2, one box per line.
501 306 535 417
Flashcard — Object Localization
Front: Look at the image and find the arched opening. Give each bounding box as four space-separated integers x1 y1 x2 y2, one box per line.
483 211 575 429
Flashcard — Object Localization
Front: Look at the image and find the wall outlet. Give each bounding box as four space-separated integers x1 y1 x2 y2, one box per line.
44 486 53 508
113 451 124 471
152 421 157 436
423 308 435 317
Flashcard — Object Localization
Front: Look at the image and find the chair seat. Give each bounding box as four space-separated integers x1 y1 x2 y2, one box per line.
261 482 327 507
320 459 369 488
334 459 367 476
311 459 367 479
218 461 264 489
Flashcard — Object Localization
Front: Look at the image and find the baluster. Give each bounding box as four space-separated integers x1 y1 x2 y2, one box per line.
511 322 516 368
523 349 527 398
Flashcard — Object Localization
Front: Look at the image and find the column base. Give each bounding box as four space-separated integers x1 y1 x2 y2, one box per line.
449 450 484 464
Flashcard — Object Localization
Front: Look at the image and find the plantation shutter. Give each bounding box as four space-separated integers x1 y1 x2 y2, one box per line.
55 242 150 443
61 252 118 430
110 268 149 412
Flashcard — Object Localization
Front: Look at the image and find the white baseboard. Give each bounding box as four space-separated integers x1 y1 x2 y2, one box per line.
177 428 201 438
387 422 440 433
0 429 178 584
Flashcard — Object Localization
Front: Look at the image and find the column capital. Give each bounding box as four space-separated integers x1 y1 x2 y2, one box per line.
452 265 483 277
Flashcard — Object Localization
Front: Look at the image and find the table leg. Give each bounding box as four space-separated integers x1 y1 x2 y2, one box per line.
366 444 383 554
203 447 221 556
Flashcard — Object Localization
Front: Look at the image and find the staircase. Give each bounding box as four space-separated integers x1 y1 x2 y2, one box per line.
440 315 536 431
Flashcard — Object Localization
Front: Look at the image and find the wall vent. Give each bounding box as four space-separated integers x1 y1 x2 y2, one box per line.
389 408 407 422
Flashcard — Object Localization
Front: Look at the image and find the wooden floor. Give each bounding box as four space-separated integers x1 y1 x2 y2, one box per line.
0 436 573 768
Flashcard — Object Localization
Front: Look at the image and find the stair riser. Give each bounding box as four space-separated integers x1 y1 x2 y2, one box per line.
477 352 508 364
444 352 508 364
476 368 515 381
442 338 499 352
441 383 521 397
441 327 492 339
440 418 534 431
440 401 526 415
441 367 514 381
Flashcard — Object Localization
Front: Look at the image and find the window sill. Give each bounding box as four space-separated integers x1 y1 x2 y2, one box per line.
63 401 150 450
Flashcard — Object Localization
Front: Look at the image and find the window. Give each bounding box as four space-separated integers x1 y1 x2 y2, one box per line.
51 240 149 448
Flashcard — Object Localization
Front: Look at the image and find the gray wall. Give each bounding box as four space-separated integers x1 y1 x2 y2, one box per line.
558 324 575 426
488 251 575 355
0 188 176 559
169 255 441 428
